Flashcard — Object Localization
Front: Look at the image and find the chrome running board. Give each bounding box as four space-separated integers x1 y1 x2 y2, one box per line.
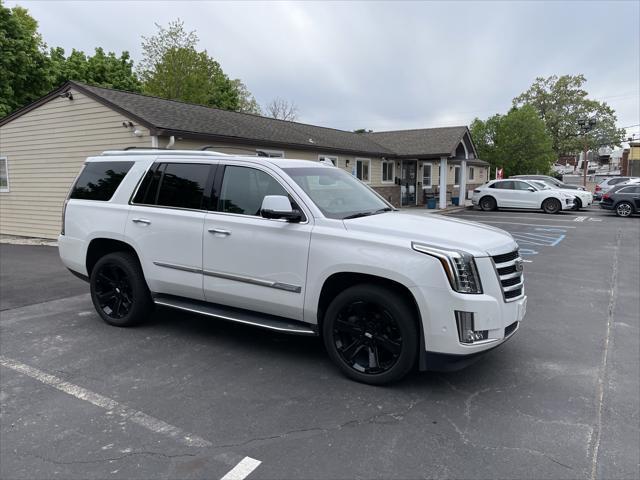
153 294 317 336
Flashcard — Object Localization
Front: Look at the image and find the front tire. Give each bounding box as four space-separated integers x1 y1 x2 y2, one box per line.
90 252 153 327
615 201 633 217
572 197 582 211
322 284 418 385
542 198 561 214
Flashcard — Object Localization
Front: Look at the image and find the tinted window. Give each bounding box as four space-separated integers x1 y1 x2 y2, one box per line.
610 178 628 185
618 186 640 194
71 161 134 201
155 163 210 209
133 164 163 204
493 181 514 190
514 181 533 191
219 166 288 216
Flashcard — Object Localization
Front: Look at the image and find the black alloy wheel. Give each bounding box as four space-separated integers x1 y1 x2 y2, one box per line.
94 263 133 319
333 300 402 375
323 284 418 385
480 196 496 211
90 252 153 327
542 198 561 214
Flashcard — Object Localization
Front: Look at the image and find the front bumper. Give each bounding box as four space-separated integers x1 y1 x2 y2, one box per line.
561 198 575 210
410 256 527 368
599 200 614 210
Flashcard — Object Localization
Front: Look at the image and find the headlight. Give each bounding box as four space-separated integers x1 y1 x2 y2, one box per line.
412 242 483 294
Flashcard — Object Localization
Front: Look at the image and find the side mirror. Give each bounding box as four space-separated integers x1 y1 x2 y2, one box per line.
260 195 302 222
527 187 535 192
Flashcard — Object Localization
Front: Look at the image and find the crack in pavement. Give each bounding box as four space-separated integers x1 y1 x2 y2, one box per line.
588 228 621 480
211 398 424 450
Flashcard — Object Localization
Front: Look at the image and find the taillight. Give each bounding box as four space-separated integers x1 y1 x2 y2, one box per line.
602 193 610 200
595 185 601 192
61 199 68 235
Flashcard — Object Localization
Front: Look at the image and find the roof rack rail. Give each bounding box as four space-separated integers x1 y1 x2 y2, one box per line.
100 149 221 157
124 146 168 151
200 145 259 156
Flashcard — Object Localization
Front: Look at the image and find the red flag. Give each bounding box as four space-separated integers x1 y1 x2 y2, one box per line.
496 168 504 179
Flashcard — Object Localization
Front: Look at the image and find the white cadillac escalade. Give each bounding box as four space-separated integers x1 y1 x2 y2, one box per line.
59 150 527 384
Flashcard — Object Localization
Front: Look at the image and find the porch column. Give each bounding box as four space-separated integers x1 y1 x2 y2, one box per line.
459 159 467 205
439 156 447 209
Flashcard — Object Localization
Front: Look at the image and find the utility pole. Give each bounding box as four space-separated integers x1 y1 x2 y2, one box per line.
577 118 596 188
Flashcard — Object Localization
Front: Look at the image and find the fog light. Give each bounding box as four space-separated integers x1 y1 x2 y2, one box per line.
455 311 488 344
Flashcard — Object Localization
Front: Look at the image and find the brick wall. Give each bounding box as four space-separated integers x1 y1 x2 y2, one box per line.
373 185 401 207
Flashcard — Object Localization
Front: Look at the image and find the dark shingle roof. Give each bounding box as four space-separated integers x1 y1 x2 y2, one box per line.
367 127 468 157
0 81 481 160
76 83 393 155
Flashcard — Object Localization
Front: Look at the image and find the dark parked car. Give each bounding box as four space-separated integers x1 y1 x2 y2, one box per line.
599 183 640 217
510 175 585 191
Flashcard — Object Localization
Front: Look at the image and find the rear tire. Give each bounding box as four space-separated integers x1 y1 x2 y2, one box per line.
90 252 153 327
615 201 633 217
322 284 418 385
479 196 497 211
542 198 561 214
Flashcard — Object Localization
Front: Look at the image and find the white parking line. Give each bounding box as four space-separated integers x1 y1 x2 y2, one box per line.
466 220 577 228
221 457 262 480
0 356 212 448
454 214 579 222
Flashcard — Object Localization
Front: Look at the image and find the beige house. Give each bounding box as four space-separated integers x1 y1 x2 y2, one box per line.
0 81 489 239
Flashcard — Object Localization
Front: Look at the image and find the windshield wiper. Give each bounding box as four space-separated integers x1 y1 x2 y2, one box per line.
343 207 394 220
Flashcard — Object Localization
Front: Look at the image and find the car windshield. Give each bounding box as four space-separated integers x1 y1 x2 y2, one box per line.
532 180 553 190
283 166 392 219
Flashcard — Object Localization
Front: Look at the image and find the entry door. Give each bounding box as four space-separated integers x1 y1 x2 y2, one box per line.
511 180 539 208
203 164 312 321
401 160 417 206
125 161 214 300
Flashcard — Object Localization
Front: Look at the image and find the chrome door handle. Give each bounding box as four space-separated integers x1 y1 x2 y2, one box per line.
132 218 151 225
208 228 231 236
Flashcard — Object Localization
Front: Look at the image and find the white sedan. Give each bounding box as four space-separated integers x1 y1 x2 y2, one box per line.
528 180 593 210
472 179 576 214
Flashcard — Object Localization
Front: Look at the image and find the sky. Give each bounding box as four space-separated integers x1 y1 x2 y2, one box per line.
8 0 640 141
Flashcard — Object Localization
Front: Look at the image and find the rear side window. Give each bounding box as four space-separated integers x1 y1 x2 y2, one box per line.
133 162 211 210
71 161 134 201
492 181 514 190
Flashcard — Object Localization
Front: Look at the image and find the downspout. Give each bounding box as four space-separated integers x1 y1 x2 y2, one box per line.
151 135 159 148
166 136 175 149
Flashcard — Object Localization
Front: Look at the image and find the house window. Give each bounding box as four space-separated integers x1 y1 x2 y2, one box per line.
258 149 285 158
423 164 432 187
356 158 370 182
0 157 8 192
454 166 461 186
319 155 338 167
382 160 394 183
469 167 475 181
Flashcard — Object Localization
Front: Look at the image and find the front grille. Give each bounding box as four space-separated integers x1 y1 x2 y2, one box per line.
492 249 524 302
505 321 518 337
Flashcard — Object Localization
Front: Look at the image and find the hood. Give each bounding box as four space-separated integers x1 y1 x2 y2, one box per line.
343 212 518 257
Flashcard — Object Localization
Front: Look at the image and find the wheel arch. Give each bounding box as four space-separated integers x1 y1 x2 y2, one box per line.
86 237 142 277
316 272 427 369
479 195 496 207
614 200 635 214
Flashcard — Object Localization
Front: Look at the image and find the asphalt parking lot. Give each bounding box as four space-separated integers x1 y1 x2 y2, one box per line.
1 206 639 480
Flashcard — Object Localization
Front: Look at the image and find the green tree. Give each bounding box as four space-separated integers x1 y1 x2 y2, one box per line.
139 19 259 112
513 75 625 156
49 47 141 92
0 4 52 116
471 105 556 176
